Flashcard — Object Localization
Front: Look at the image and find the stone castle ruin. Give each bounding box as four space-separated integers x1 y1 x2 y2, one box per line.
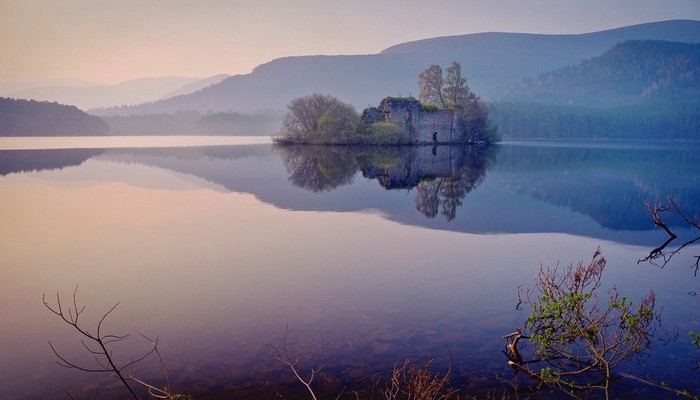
364 97 465 144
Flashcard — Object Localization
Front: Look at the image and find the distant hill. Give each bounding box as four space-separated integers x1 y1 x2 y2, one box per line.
497 40 700 106
95 20 700 116
4 76 228 110
0 98 110 136
488 40 700 139
157 74 230 100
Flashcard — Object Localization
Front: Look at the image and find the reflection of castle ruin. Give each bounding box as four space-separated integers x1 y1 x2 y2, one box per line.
359 145 494 221
360 145 464 189
378 97 464 144
276 143 496 221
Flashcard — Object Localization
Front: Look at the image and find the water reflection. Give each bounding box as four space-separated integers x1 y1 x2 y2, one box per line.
637 197 700 278
0 148 102 175
1 140 699 399
1 142 699 236
277 145 497 220
277 145 358 192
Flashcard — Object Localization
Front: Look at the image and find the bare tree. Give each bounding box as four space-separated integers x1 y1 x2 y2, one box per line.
418 64 446 108
444 62 470 108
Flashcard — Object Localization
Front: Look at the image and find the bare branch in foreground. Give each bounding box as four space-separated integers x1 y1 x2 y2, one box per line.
267 324 323 400
43 286 188 399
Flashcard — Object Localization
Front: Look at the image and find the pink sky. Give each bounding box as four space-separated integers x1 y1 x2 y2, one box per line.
2 0 699 84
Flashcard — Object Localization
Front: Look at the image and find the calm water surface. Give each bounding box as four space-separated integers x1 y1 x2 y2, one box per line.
1 137 698 399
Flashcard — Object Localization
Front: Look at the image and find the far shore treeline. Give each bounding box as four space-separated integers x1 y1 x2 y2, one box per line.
0 98 110 136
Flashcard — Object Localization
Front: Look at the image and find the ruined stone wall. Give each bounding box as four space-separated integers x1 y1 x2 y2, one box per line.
412 108 458 143
381 98 462 144
365 145 463 189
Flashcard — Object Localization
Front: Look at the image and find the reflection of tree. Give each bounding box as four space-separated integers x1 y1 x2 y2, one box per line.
0 148 104 176
414 146 497 220
275 145 358 192
274 144 498 220
416 179 441 218
639 196 700 275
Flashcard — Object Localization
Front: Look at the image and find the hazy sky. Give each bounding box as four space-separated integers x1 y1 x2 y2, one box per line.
2 0 700 85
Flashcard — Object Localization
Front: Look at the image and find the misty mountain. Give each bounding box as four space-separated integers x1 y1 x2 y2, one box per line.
497 40 700 106
0 98 109 136
158 74 230 99
95 20 700 116
5 75 228 110
0 78 97 95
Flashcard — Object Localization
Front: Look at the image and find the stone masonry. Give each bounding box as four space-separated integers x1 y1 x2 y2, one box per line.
380 97 463 144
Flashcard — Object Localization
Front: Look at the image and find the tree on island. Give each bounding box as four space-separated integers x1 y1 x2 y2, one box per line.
418 62 498 143
275 93 361 144
274 63 498 145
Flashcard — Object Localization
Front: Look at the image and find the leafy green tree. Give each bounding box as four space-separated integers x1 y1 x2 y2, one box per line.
510 249 662 398
276 93 360 144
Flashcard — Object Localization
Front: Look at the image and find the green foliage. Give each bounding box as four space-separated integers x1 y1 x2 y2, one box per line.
274 93 361 144
419 103 439 112
691 331 700 349
523 249 660 393
363 121 405 144
381 96 417 103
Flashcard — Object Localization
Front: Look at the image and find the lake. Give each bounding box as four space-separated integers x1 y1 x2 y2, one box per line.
1 137 698 399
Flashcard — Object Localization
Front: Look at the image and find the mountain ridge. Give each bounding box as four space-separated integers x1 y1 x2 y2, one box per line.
93 20 700 116
3 75 228 111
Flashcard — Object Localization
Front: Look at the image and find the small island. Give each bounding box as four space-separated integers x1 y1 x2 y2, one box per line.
273 62 500 145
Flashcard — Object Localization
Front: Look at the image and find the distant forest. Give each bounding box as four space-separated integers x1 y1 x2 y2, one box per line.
0 97 282 136
102 111 282 136
491 40 700 139
498 40 700 106
489 102 700 140
0 98 109 136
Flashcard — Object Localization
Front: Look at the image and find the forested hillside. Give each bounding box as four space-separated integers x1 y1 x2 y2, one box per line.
490 40 700 139
0 98 109 136
498 40 700 105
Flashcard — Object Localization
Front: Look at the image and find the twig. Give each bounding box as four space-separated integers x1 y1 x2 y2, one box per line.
267 324 322 400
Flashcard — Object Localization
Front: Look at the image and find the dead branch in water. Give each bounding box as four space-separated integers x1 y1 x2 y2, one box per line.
267 324 323 400
43 286 189 400
639 197 700 275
